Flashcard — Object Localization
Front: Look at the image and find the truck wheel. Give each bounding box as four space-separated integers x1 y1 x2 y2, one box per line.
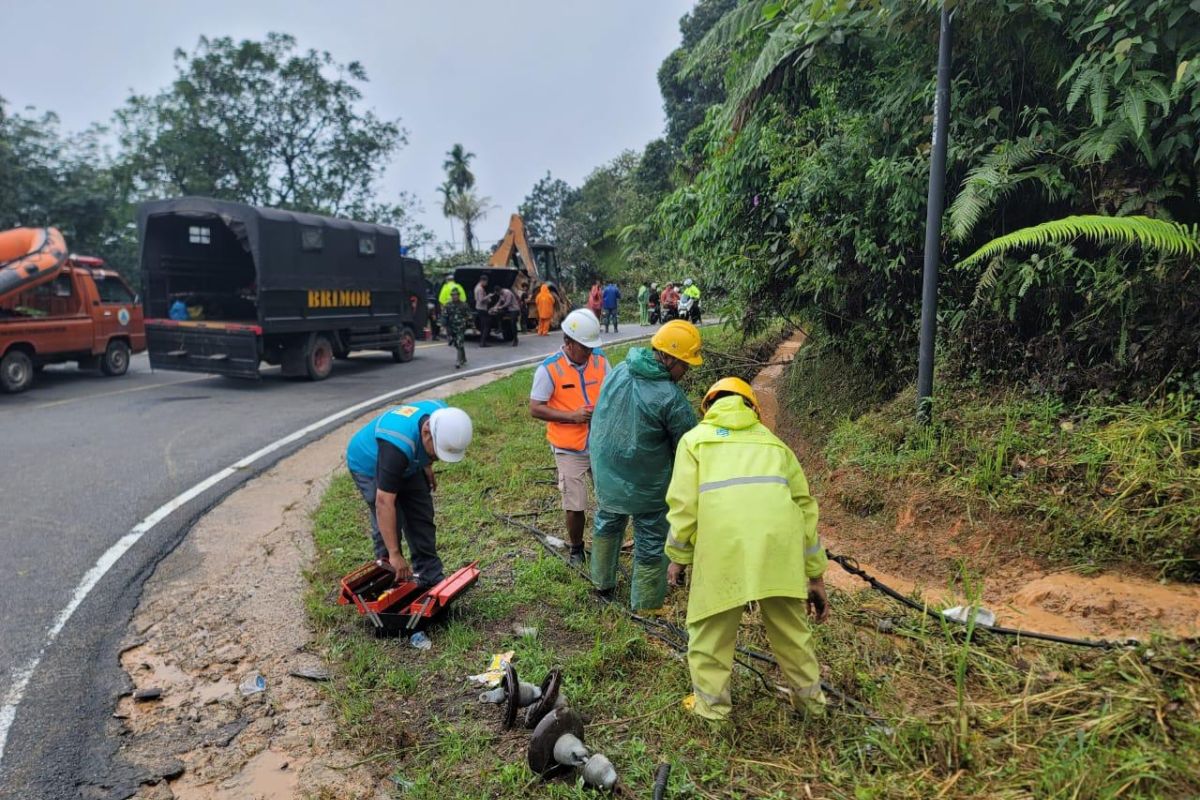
392 328 416 363
306 334 335 380
1 350 34 393
101 340 131 376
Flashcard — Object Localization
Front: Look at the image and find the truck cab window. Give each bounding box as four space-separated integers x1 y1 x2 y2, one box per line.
188 225 211 245
96 276 136 304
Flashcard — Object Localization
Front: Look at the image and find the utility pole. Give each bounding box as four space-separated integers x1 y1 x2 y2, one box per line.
917 2 953 424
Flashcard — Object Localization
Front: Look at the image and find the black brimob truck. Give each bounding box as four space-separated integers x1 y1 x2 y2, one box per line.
138 197 427 380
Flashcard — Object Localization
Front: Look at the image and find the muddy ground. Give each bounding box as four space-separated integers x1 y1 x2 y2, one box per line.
754 334 1200 642
116 371 508 800
116 337 1200 800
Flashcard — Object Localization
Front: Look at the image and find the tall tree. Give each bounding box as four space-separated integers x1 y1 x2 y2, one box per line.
0 97 136 277
517 171 575 242
447 188 492 254
115 33 405 217
442 144 476 195
437 180 458 247
441 143 485 251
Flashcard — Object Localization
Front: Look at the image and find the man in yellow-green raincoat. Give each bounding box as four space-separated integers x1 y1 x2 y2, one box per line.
665 377 830 721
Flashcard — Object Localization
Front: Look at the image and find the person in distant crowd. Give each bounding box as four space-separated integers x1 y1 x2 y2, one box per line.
345 400 474 587
438 274 466 346
474 274 494 347
489 284 522 347
529 309 610 566
444 287 471 369
426 279 441 340
601 280 621 333
637 281 650 326
535 283 556 336
665 377 829 722
648 282 661 324
682 278 702 323
589 320 703 612
587 280 603 320
660 283 680 320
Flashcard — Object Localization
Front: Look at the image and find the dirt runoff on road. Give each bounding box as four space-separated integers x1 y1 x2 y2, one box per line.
117 370 509 800
755 333 1200 643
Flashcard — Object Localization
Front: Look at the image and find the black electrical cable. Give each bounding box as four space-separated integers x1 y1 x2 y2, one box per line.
494 510 777 695
493 504 1139 700
495 512 867 710
826 551 1141 650
652 763 671 800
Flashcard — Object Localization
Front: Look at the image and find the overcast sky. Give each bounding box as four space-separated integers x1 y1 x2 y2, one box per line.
3 0 694 254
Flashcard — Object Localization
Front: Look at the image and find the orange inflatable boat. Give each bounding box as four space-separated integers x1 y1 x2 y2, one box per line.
0 227 68 299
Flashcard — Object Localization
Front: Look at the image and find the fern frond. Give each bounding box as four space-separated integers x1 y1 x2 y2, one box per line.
1064 62 1093 113
682 0 773 77
726 20 809 130
958 215 1200 270
1122 85 1148 139
972 256 1005 305
1090 68 1109 125
948 138 1049 242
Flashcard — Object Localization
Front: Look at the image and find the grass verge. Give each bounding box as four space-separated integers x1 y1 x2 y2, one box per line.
307 325 1200 799
786 339 1200 579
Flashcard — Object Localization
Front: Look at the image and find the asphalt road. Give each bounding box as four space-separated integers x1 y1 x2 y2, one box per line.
0 322 663 798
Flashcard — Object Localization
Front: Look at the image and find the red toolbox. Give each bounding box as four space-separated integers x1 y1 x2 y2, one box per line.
338 560 481 635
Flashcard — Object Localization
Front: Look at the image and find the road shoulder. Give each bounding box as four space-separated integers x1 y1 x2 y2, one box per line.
115 369 509 800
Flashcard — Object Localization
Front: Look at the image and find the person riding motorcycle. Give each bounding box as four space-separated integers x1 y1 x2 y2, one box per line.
680 279 702 324
660 283 680 322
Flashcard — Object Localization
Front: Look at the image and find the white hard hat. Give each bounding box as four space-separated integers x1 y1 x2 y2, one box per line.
684 278 694 287
561 308 602 348
429 407 473 463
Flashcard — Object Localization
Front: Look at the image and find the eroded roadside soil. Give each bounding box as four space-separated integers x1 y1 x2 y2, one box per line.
754 334 1200 642
116 371 507 800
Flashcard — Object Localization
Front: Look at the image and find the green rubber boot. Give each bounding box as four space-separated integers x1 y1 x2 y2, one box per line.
590 530 622 592
631 555 668 611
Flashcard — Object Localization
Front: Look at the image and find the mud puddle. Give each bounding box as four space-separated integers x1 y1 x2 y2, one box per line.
754 333 1200 642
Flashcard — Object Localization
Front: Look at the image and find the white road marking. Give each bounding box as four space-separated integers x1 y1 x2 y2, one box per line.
0 331 657 766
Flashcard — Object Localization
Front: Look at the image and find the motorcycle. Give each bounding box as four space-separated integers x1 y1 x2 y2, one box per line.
679 294 701 324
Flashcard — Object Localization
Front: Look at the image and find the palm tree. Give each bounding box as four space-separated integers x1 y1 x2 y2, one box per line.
437 180 457 248
443 144 476 194
449 188 493 253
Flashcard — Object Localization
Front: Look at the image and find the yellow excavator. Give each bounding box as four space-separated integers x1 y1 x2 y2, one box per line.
453 214 572 331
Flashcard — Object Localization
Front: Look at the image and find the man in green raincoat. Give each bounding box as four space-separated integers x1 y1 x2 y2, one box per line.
589 320 703 611
665 377 830 721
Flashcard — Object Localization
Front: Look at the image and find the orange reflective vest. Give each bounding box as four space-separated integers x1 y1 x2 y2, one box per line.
540 349 609 452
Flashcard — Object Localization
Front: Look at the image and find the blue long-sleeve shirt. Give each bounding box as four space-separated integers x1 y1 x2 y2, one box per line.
601 284 621 310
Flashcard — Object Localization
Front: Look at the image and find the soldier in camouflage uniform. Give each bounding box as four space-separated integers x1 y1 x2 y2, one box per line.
444 287 471 369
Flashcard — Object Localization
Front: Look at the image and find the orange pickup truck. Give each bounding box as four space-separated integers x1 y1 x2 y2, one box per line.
1 227 145 394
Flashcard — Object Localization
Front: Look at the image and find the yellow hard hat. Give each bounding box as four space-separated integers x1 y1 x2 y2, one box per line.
651 320 703 366
702 377 759 413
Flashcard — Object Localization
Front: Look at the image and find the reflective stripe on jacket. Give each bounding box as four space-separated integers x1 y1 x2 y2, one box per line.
541 350 609 452
346 399 446 476
665 395 825 623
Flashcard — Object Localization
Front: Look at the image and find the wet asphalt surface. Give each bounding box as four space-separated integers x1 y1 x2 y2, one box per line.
0 323 663 799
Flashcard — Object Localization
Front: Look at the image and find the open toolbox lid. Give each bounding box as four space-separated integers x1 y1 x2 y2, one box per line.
338 560 480 632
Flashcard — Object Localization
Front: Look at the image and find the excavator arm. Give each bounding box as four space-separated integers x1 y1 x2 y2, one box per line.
487 214 571 328
488 214 535 273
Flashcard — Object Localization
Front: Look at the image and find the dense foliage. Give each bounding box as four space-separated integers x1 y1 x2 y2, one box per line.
648 0 1200 397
